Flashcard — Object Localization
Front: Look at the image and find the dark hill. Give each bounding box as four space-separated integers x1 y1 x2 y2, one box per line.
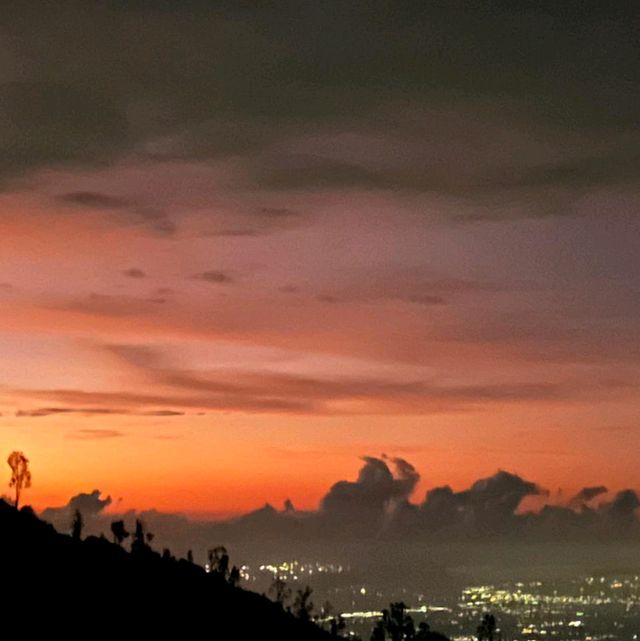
1 499 332 638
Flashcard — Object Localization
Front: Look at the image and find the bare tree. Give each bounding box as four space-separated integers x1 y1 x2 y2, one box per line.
7 451 31 509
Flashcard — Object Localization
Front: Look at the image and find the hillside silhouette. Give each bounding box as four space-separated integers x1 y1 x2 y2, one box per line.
1 498 334 638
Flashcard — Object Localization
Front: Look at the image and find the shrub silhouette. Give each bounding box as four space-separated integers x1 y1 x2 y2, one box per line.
477 614 498 641
110 519 129 545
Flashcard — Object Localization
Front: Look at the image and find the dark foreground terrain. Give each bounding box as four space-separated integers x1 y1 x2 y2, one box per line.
1 499 333 639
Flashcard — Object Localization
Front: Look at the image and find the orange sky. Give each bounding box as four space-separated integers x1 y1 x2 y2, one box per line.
1 3 639 519
1 176 639 517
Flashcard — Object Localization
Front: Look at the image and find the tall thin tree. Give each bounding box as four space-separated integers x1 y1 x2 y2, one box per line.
7 451 31 509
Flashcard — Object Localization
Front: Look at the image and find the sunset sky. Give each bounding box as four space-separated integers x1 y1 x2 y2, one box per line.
1 2 639 517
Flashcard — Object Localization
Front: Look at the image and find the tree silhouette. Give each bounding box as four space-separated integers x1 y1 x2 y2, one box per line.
206 545 242 587
415 622 432 640
131 519 152 554
330 615 346 638
207 545 229 576
71 509 84 540
228 565 241 587
7 451 31 509
477 614 497 641
371 620 386 641
110 519 129 546
186 549 194 564
372 602 416 641
293 585 314 622
269 575 292 608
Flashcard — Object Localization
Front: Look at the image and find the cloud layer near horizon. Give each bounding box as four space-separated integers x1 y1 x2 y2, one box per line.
40 457 640 560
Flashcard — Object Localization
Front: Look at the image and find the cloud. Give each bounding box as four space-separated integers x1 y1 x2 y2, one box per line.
569 486 608 508
39 459 640 558
0 3 636 222
10 339 614 419
123 267 147 279
320 456 420 523
602 490 640 522
41 489 112 529
15 404 185 419
67 429 126 440
420 470 542 535
194 271 234 284
139 410 185 417
56 191 130 209
54 190 176 235
16 407 123 417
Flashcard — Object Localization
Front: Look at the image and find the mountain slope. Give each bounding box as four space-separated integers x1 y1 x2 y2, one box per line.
1 499 332 638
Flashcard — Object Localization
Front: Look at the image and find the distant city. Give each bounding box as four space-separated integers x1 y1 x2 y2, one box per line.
233 559 640 641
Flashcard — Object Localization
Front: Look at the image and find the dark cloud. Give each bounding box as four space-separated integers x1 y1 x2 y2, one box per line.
0 3 635 219
56 191 131 209
320 456 419 523
41 489 112 528
54 191 176 235
139 410 185 417
16 405 184 419
194 271 234 284
569 485 608 508
16 407 123 417
309 275 500 308
420 470 542 535
51 292 175 318
602 490 640 522
14 388 316 415
123 267 147 279
67 429 126 440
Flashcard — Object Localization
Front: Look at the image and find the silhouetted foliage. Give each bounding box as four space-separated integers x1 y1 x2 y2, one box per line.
7 451 31 509
187 549 194 564
371 620 386 641
208 545 229 576
207 544 242 586
228 565 241 587
370 602 449 641
330 616 346 637
477 614 498 641
269 575 292 608
110 519 129 546
132 519 153 555
293 585 314 622
71 509 84 540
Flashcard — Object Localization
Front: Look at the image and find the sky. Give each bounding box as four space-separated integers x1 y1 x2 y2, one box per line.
0 2 639 517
